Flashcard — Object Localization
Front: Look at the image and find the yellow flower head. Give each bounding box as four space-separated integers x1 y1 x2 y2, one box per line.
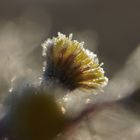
42 33 108 91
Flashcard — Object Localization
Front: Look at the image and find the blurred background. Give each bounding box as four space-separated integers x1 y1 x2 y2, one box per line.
0 0 140 140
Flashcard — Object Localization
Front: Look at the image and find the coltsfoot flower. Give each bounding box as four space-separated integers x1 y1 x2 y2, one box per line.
0 33 109 140
42 33 108 91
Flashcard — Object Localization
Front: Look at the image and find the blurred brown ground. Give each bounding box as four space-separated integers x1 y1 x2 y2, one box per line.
0 0 140 76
